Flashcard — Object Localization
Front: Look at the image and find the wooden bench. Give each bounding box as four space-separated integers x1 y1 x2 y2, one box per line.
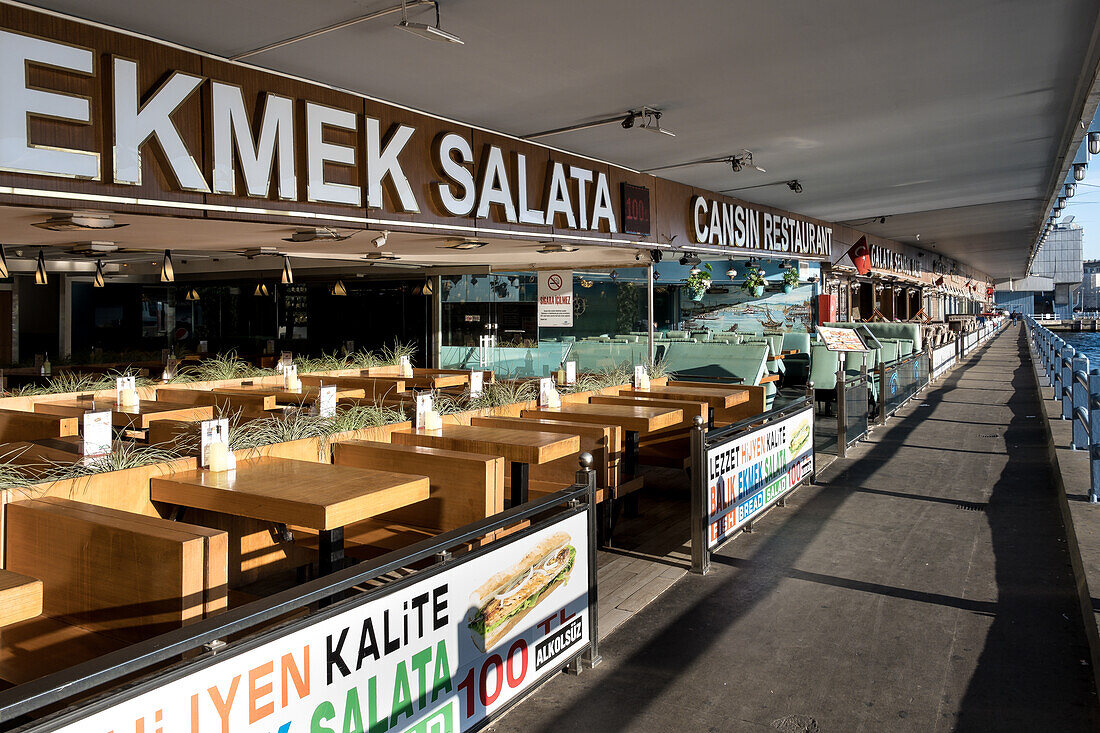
591 394 706 469
0 408 78 443
155 385 277 414
301 441 504 562
666 380 767 425
0 569 42 628
4 497 228 645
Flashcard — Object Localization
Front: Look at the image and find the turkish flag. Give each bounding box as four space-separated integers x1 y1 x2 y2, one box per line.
845 235 871 275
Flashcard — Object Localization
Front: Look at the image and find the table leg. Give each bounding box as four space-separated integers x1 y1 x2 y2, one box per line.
318 527 345 606
510 461 529 508
624 430 640 479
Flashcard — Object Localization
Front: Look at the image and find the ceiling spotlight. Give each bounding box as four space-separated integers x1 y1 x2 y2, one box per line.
621 113 635 130
34 250 47 285
281 256 294 284
636 108 675 137
332 279 348 296
445 240 488 250
32 212 128 232
160 249 175 283
730 150 766 174
395 0 464 43
253 283 269 297
93 260 105 288
786 180 803 193
184 288 200 301
372 230 389 248
1091 131 1100 156
537 243 580 254
678 252 702 267
282 227 352 243
1074 162 1088 181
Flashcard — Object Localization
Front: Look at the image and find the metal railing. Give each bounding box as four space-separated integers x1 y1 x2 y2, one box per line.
1025 315 1100 503
0 461 601 730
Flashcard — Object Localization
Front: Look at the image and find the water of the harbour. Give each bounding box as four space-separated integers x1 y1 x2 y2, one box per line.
1063 332 1100 364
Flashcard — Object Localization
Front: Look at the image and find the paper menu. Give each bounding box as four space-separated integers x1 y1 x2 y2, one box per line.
469 370 484 398
565 361 576 385
415 393 433 430
318 385 337 417
633 364 650 389
82 411 112 460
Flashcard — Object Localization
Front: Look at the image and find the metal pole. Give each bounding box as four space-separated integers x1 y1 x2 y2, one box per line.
429 274 442 369
1089 370 1100 504
647 263 655 368
1073 354 1089 449
877 359 887 425
1062 346 1075 419
836 352 847 457
577 453 602 668
690 416 710 574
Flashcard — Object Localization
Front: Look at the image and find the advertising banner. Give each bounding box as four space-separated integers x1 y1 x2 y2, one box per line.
45 512 590 733
705 406 814 548
537 271 573 327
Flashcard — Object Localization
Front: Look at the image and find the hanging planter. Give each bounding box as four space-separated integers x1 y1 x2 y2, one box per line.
782 267 800 294
686 262 712 301
741 266 766 298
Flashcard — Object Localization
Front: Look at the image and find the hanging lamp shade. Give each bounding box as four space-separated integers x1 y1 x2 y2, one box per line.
332 279 347 296
281 256 293 284
0 245 8 279
253 283 269 297
34 250 47 285
184 288 200 301
160 249 174 282
93 259 105 287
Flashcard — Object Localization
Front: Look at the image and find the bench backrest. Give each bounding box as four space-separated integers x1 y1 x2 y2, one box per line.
469 416 615 489
660 343 769 385
809 344 840 390
0 408 77 443
333 441 502 529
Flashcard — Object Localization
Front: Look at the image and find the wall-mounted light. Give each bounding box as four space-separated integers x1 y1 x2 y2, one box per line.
281 256 294 284
1091 131 1100 156
93 259 105 287
34 250 47 285
1066 183 1076 197
253 283 269 297
1074 162 1088 181
332 280 348 296
160 249 174 282
184 288 200 301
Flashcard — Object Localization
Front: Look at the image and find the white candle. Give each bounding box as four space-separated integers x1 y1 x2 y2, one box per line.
206 441 229 472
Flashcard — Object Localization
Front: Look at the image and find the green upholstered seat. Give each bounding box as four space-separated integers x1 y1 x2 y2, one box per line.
781 332 812 354
661 343 769 386
809 343 839 391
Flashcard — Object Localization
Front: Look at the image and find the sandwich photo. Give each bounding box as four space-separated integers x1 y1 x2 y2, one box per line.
467 532 576 652
789 420 811 455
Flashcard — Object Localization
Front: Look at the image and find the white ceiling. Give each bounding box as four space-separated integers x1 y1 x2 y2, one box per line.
16 0 1100 278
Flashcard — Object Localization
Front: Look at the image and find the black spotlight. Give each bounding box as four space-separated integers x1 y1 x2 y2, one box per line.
650 248 663 263
621 113 635 129
678 252 701 267
787 180 803 193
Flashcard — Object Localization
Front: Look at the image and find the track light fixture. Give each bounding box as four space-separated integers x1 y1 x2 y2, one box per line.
34 250 47 285
1074 162 1088 181
160 249 174 282
93 259 105 288
281 256 294 284
678 252 702 267
729 150 766 174
395 0 463 43
786 179 803 193
0 246 8 280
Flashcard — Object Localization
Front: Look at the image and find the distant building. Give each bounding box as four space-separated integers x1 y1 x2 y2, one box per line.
995 219 1084 316
1083 259 1100 310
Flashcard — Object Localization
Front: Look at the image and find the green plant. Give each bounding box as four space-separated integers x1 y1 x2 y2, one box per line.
685 263 713 294
741 266 766 293
782 268 800 288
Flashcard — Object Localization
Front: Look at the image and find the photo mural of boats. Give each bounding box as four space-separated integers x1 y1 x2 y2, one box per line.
681 285 815 334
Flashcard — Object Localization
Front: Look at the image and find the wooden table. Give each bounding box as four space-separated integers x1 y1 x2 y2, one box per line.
521 403 683 480
0 569 42 627
33 399 214 429
368 373 467 389
0 436 117 469
299 376 407 398
151 456 430 578
621 385 750 427
228 384 367 405
156 386 278 412
391 425 580 507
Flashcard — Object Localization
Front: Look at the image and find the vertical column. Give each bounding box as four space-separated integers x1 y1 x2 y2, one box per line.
690 416 709 575
429 274 442 368
647 264 655 367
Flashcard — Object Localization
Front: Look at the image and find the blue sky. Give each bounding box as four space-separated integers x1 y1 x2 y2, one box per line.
1065 170 1100 261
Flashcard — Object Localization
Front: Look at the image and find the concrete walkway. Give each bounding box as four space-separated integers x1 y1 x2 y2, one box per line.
493 325 1099 732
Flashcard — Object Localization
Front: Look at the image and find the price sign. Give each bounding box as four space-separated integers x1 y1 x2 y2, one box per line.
82 411 112 462
469 371 484 398
565 361 576 385
318 385 337 418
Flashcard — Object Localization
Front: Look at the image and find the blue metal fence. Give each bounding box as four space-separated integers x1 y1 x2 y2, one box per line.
1025 315 1100 503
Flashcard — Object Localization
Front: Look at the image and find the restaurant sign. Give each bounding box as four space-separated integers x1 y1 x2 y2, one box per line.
43 513 590 733
690 195 832 257
705 405 814 548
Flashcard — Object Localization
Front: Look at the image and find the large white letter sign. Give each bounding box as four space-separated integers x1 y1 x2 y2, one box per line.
305 102 360 206
0 30 99 179
590 171 617 233
365 117 418 212
476 145 518 222
113 58 207 190
211 83 296 199
435 132 475 216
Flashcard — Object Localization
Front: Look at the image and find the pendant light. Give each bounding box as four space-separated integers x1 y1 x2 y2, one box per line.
184 288 200 301
331 280 348 296
160 249 174 282
253 283 269 297
281 256 294 284
0 245 9 279
34 250 47 285
93 259 105 287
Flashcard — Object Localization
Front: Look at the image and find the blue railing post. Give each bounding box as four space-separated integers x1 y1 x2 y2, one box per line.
1072 354 1090 449
1090 370 1100 504
1062 346 1075 419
